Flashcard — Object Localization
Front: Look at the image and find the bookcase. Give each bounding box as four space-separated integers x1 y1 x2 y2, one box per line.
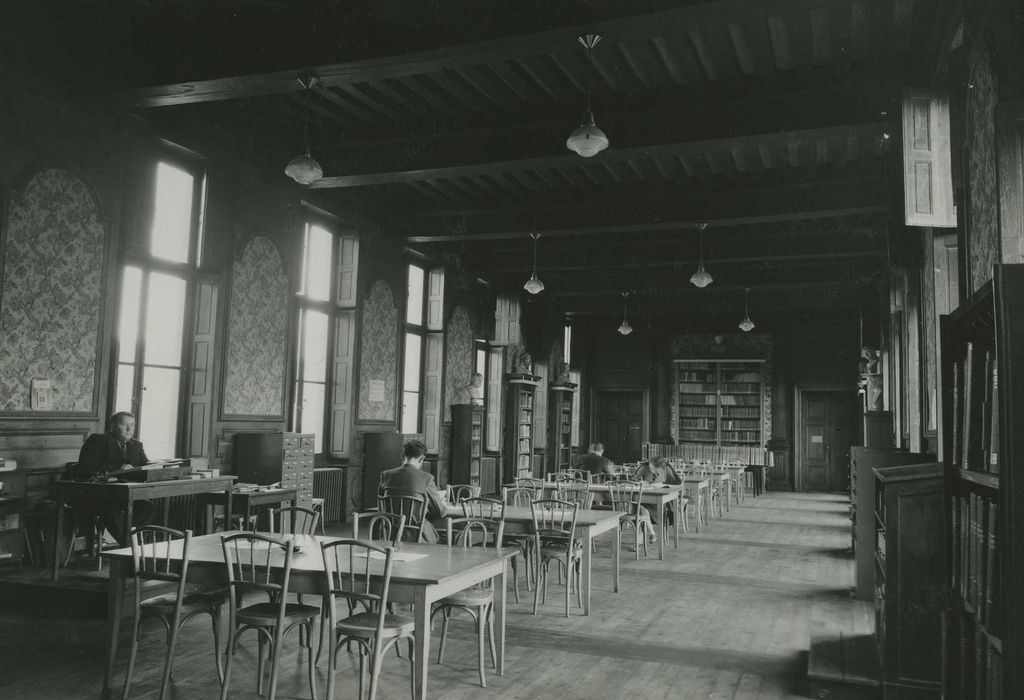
675 360 764 446
503 375 539 483
549 381 577 474
873 462 944 698
939 264 1024 699
451 405 485 492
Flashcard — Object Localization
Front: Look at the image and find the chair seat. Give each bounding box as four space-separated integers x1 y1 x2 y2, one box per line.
237 601 321 625
438 587 493 607
334 611 415 639
141 588 228 613
540 540 582 558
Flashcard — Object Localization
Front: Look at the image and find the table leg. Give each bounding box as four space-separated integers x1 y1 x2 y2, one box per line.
613 525 620 593
494 561 506 675
103 557 124 692
124 500 134 547
673 492 680 549
581 527 592 615
51 487 65 581
658 496 666 561
225 484 233 531
694 489 701 534
413 587 430 700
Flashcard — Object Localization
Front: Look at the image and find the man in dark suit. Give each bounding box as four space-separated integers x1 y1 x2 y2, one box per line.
75 411 154 545
377 439 447 543
574 442 614 477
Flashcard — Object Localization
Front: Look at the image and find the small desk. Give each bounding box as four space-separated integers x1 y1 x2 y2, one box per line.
679 476 710 533
51 476 235 581
100 534 512 700
721 466 747 505
200 487 297 531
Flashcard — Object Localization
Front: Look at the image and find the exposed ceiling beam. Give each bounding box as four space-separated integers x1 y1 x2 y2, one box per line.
123 0 858 108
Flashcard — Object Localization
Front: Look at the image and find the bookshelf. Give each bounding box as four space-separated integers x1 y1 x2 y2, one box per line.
503 375 539 483
549 381 577 475
675 360 764 446
940 264 1024 699
451 405 485 493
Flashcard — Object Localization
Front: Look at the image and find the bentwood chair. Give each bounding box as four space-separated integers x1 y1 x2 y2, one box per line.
501 488 537 591
364 512 407 546
220 533 319 700
269 505 321 536
555 478 593 510
445 484 480 503
608 479 649 560
379 493 428 543
121 526 227 700
458 497 525 601
433 518 502 687
515 477 544 490
321 539 415 700
531 499 582 618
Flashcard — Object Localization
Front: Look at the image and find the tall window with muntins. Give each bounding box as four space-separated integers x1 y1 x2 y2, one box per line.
401 263 444 450
401 264 426 434
563 324 572 367
114 160 204 459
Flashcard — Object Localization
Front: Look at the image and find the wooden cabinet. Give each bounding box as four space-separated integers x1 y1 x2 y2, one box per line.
451 405 485 492
939 264 1024 699
873 462 944 698
674 360 764 447
503 375 538 483
233 432 315 509
548 381 576 474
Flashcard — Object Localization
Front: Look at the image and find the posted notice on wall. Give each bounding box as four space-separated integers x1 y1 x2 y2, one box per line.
368 379 385 403
30 378 51 410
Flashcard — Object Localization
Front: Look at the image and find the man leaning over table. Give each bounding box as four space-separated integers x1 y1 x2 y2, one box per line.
377 439 447 543
74 411 154 546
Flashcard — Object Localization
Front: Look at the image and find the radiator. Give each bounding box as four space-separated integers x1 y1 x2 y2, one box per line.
314 468 344 523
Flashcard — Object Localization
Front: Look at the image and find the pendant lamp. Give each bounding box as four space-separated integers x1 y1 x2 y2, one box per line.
285 76 324 185
566 34 609 158
689 223 713 288
738 287 755 332
617 292 633 335
523 233 545 295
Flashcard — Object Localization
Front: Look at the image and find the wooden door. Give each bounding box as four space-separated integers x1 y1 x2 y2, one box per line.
594 391 643 463
798 391 854 492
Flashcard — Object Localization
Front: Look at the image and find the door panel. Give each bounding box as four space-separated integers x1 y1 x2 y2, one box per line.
594 391 643 463
802 394 829 490
798 391 855 492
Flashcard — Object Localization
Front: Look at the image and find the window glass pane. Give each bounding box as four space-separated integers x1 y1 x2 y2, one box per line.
115 364 135 416
139 366 180 459
150 162 194 263
303 310 329 382
401 392 420 434
303 225 333 301
143 272 187 367
475 348 487 403
117 266 143 362
564 325 572 365
403 332 421 390
300 382 326 453
406 265 424 325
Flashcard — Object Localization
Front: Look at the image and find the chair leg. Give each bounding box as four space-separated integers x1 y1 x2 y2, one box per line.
368 638 387 700
437 607 450 663
220 629 237 700
408 638 416 700
357 643 366 699
257 633 267 695
510 555 521 604
211 608 224 685
267 624 286 700
477 604 487 687
532 561 543 614
326 632 338 700
304 622 317 700
120 604 143 700
158 606 184 700
486 603 497 669
564 558 571 618
574 559 583 610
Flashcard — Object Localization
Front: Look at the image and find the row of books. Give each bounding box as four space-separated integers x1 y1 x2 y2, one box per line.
951 342 999 474
680 418 715 429
722 406 759 419
518 410 531 423
721 419 758 430
517 454 531 470
945 608 1003 700
679 382 718 392
720 394 759 406
720 382 760 393
518 438 531 453
680 396 718 406
679 430 718 442
952 491 1001 635
678 370 715 381
678 405 717 417
518 391 533 409
721 430 760 442
518 424 531 438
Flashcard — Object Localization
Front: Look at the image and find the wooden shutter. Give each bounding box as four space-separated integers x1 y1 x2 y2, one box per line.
422 332 444 452
187 278 218 460
494 294 520 345
996 103 1024 262
902 89 956 227
486 347 504 451
329 310 356 457
336 235 359 308
426 268 444 331
533 361 548 450
569 369 581 447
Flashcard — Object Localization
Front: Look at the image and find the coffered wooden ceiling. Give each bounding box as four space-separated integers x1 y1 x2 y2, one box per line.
4 0 939 319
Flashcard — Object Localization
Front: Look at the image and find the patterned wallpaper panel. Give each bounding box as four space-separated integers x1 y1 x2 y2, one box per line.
358 279 398 422
0 168 105 412
443 305 475 422
222 236 289 417
968 47 999 293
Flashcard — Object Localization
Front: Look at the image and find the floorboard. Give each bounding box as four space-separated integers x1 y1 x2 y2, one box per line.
1 490 874 699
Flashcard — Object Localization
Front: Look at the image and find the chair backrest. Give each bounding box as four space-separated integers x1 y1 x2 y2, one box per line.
221 532 294 610
320 538 395 633
379 492 427 542
530 499 578 544
607 479 645 516
364 512 407 546
446 517 504 551
502 486 536 508
446 484 479 503
556 469 589 482
270 505 321 535
461 496 504 521
515 477 544 490
129 526 191 610
555 478 592 509
590 472 610 484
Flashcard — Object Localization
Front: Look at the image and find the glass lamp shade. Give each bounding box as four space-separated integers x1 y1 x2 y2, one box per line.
738 316 755 332
617 317 633 336
523 273 545 295
689 263 713 288
284 153 323 185
566 111 609 158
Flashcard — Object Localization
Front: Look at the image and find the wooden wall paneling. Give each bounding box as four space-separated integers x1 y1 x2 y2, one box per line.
426 267 444 331
905 268 923 452
187 277 218 461
902 88 957 228
485 346 503 452
329 309 356 457
421 331 443 453
532 361 548 450
996 103 1024 264
0 428 91 470
336 234 360 307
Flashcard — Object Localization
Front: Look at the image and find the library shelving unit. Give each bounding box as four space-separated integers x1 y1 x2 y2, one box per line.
939 264 1024 699
503 374 539 484
548 380 577 475
675 360 764 447
451 404 485 493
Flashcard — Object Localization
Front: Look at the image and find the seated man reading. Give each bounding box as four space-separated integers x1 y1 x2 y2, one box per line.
574 442 614 477
75 411 154 545
377 439 447 543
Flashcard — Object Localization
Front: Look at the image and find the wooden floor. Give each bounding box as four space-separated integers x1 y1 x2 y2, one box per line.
0 491 873 699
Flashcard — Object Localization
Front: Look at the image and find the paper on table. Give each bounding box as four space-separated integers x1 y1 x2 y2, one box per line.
353 550 428 562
